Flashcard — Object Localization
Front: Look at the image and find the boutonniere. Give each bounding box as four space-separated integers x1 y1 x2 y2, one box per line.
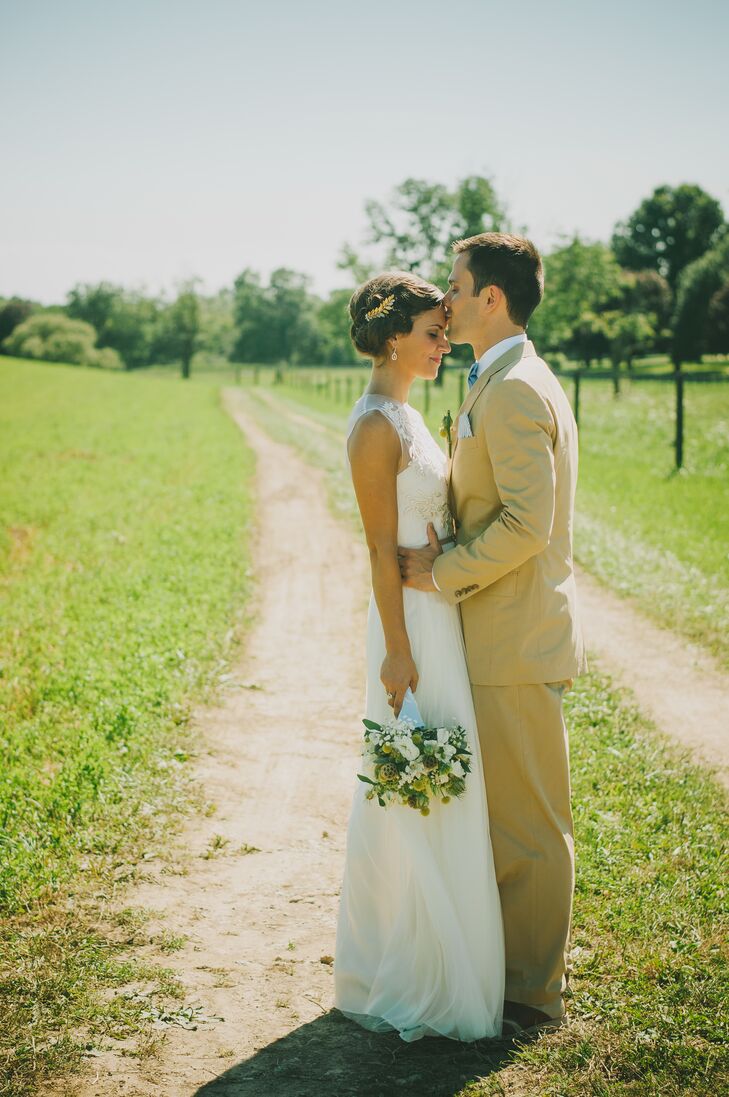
439 410 453 458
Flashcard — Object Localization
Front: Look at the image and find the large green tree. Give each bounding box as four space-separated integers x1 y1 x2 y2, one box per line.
672 234 729 363
66 282 162 370
599 310 657 373
196 288 236 362
339 175 507 376
707 279 729 354
527 237 623 359
231 269 271 362
155 280 201 379
315 288 358 364
343 174 507 286
619 269 673 329
231 268 324 365
612 184 725 290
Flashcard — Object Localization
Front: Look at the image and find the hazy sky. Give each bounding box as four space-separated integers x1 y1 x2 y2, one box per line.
1 0 727 303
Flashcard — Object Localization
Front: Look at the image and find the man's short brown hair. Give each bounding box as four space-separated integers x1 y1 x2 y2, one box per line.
452 232 544 327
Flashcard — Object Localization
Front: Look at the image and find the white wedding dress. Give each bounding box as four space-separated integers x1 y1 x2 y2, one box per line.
334 394 505 1042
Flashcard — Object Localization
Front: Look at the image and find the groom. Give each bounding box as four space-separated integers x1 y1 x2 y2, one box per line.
399 233 587 1035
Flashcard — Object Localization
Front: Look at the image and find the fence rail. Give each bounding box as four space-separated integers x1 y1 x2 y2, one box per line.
558 368 729 468
249 361 729 472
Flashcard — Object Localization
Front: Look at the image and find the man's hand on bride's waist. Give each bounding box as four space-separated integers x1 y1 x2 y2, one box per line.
398 523 442 592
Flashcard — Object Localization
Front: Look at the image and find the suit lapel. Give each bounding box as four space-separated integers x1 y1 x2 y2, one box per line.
450 340 536 460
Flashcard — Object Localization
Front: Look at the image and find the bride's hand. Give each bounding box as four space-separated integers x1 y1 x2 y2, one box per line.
381 651 419 718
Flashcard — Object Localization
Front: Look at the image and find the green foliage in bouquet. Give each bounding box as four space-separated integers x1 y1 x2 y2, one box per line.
357 715 471 815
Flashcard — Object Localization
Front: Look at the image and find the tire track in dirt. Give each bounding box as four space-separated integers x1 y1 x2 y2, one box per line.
575 568 728 788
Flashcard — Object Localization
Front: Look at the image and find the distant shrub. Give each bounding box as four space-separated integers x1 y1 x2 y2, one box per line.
0 296 35 346
1 312 123 369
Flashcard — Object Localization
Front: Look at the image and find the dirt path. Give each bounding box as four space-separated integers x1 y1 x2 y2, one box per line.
64 389 377 1095
576 568 729 788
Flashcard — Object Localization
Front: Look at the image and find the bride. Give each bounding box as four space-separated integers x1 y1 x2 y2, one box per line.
333 271 505 1042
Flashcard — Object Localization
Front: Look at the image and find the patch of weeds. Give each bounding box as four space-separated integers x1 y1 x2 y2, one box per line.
201 834 231 859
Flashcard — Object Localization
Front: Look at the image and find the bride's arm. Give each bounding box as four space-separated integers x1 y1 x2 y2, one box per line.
348 412 418 717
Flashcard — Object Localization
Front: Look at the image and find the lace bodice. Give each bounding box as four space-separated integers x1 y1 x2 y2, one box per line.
346 394 453 549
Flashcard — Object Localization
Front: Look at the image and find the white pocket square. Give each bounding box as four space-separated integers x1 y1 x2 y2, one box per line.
457 413 473 439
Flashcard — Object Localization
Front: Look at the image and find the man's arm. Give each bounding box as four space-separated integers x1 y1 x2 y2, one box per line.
431 379 556 605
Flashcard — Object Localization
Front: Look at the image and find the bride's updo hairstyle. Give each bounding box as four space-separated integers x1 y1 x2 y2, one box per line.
349 271 443 360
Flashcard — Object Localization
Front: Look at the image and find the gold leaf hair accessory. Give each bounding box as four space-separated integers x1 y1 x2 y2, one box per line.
365 294 395 323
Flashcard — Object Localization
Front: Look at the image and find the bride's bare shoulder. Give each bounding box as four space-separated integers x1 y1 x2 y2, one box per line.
347 408 401 471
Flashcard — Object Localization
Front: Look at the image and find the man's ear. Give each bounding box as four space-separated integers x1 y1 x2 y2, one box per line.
477 283 500 315
482 284 507 315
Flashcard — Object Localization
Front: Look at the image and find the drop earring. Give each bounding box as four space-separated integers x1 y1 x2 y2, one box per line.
391 346 398 361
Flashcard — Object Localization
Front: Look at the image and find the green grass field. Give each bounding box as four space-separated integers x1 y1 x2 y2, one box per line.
261 361 729 668
0 358 255 1093
2 356 727 1096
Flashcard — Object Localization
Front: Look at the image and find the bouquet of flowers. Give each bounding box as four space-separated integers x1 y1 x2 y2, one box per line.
357 696 471 815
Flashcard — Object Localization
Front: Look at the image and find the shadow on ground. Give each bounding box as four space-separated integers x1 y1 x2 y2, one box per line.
194 1009 517 1097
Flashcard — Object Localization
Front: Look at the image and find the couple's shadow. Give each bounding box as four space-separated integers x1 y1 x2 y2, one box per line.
194 1009 517 1097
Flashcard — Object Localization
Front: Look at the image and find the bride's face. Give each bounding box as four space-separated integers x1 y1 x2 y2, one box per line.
390 305 450 382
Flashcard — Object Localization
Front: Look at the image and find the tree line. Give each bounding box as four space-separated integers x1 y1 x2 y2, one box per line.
1 179 727 376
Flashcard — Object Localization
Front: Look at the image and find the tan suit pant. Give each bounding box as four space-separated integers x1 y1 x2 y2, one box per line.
471 681 574 1019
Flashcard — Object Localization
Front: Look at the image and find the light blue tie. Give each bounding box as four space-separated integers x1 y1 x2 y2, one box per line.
467 360 479 389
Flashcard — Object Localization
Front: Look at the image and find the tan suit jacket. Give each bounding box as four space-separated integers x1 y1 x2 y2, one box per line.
433 339 587 686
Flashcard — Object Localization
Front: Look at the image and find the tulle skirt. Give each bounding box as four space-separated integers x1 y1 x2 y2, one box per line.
334 579 505 1042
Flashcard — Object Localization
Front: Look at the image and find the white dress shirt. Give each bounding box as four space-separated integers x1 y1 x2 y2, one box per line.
431 333 527 591
471 333 527 383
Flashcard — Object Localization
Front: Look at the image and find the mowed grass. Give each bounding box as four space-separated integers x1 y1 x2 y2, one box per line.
236 384 729 1096
0 358 255 1094
570 379 729 665
260 361 729 668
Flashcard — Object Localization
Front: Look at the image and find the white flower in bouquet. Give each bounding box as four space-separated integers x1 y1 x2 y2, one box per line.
357 709 472 816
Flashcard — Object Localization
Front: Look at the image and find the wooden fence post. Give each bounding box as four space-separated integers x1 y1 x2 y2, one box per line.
674 369 684 469
424 380 430 415
573 371 581 428
345 376 352 406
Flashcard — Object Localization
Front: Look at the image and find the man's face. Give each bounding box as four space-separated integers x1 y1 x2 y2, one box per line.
443 253 482 346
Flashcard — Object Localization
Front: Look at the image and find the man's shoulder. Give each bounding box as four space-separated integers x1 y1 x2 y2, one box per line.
484 355 551 405
490 350 567 404
479 352 576 439
507 349 553 385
